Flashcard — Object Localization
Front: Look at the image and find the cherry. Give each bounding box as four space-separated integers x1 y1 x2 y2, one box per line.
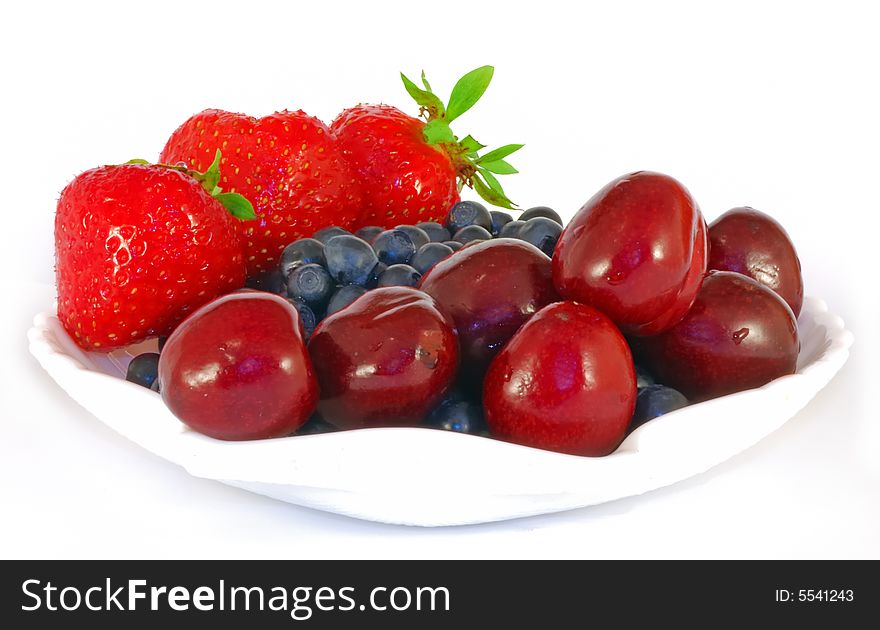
708 206 803 317
483 301 636 456
553 171 708 336
418 238 560 386
158 292 318 440
307 287 458 429
635 271 799 402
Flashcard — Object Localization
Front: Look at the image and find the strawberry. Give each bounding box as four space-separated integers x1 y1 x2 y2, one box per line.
331 66 523 228
160 109 364 276
55 153 252 350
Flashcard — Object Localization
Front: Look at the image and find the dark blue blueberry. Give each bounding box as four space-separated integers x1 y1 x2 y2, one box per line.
489 210 514 237
312 226 352 245
366 261 387 288
377 264 422 287
635 364 655 389
157 336 168 353
150 379 160 393
517 217 563 256
126 353 160 389
410 242 454 275
520 206 563 225
443 240 464 252
394 225 431 250
416 221 451 243
288 299 318 340
355 225 384 242
286 263 333 309
245 268 286 293
425 399 488 435
453 224 493 244
631 385 689 429
325 284 367 317
324 235 379 286
279 238 326 278
498 219 525 239
445 200 493 233
372 229 416 265
295 413 338 435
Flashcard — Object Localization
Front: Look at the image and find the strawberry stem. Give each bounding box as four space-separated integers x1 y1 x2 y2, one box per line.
124 151 256 220
400 66 523 210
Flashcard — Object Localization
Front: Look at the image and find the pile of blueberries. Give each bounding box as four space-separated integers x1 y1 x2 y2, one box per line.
124 199 690 437
266 201 565 340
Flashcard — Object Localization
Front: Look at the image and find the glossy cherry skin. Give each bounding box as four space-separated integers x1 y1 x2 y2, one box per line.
158 291 318 440
635 271 799 402
307 287 458 429
553 171 708 336
708 207 803 317
418 238 560 385
483 301 636 456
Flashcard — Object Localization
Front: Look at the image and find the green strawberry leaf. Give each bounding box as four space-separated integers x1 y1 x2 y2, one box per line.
459 134 486 155
479 159 518 175
423 119 456 145
201 149 223 194
446 66 494 123
420 70 434 93
476 143 524 164
473 170 517 209
401 73 445 117
125 158 151 165
215 192 256 220
478 168 507 196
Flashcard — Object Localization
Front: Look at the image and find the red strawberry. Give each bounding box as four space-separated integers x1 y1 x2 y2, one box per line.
55 155 251 350
331 66 523 228
160 109 364 276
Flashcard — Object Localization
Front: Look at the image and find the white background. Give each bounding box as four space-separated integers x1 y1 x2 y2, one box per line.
1 0 878 558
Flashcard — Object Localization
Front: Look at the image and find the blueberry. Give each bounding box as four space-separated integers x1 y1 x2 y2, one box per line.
289 300 318 339
410 242 454 275
245 269 286 293
296 413 338 435
324 235 379 286
520 206 563 225
372 229 416 265
631 385 689 429
415 222 451 243
498 220 525 239
286 263 333 309
489 210 514 237
443 240 464 252
445 200 493 233
157 336 168 353
312 226 352 245
325 284 367 317
377 264 422 287
355 225 384 242
453 224 493 244
425 399 487 435
150 379 160 393
279 238 326 277
517 217 563 256
394 225 431 250
126 353 160 389
635 364 655 389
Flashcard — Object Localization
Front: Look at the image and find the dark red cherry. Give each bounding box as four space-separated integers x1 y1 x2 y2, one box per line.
708 206 803 317
418 238 560 385
552 171 708 336
483 301 636 456
635 271 799 402
307 287 458 429
158 292 318 440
